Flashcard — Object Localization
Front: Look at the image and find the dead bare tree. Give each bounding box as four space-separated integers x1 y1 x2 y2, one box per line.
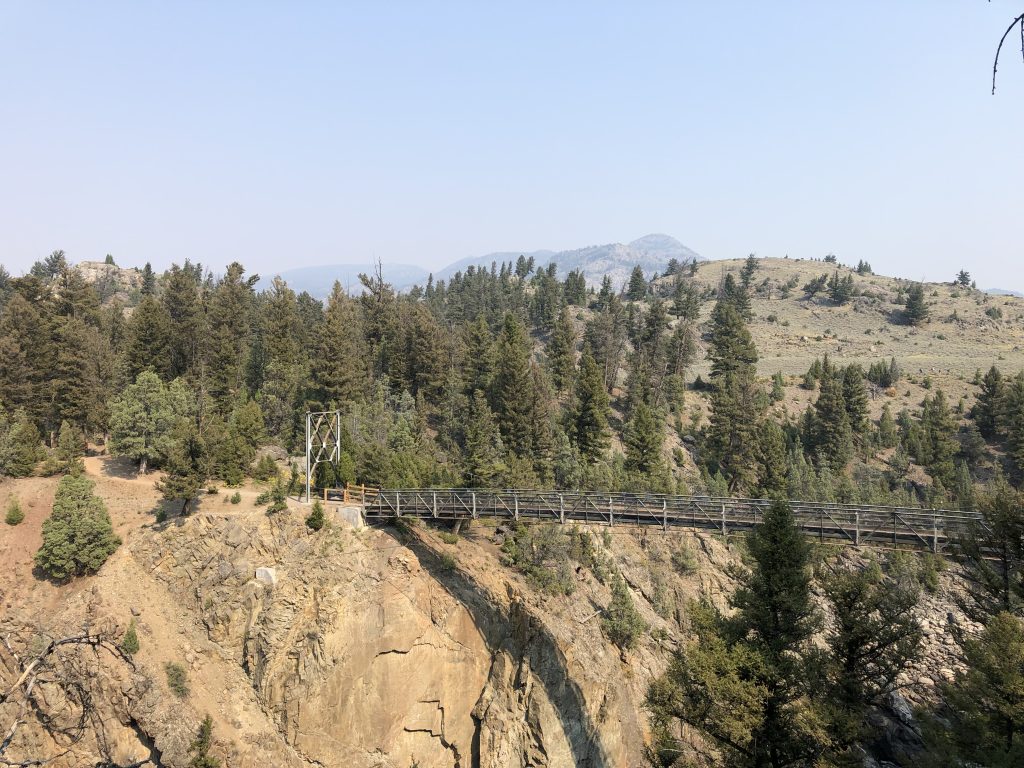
992 7 1024 93
0 630 140 768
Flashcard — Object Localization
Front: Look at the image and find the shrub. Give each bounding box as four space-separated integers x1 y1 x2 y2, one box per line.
252 454 279 481
266 480 288 513
670 543 698 575
254 490 271 505
602 573 647 650
438 552 457 572
165 661 190 698
189 714 221 768
121 620 140 656
305 499 325 531
34 475 121 581
439 531 459 545
5 497 24 526
229 492 241 505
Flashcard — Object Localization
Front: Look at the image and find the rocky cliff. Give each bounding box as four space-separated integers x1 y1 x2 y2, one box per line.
0 489 979 768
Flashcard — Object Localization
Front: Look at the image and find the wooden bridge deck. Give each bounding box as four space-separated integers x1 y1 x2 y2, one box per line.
349 488 982 552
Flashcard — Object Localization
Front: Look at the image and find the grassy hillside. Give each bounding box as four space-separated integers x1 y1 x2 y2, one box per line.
678 257 1024 416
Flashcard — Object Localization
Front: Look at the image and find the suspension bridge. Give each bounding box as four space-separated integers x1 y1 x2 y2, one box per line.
343 487 981 553
304 410 982 553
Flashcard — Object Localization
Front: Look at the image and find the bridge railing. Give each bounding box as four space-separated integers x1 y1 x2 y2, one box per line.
362 488 985 552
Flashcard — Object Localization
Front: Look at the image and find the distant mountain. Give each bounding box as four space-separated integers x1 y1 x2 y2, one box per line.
985 288 1024 298
256 234 703 297
435 234 704 289
256 263 430 298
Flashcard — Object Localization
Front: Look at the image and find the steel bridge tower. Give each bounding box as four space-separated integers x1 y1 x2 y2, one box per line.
305 410 341 502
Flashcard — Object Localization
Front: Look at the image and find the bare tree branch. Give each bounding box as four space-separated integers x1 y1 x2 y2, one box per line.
992 11 1024 94
0 631 136 766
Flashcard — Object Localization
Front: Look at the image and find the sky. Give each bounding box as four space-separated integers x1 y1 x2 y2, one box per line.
1 2 1022 289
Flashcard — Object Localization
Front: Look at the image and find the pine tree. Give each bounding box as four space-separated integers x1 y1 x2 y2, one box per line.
647 501 821 766
953 475 1024 622
56 420 84 474
827 271 855 304
568 349 610 463
161 262 207 379
821 566 922 756
205 262 255 415
810 374 853 471
595 275 614 311
490 314 536 457
120 294 172 383
877 403 898 448
935 612 1024 767
156 419 208 515
974 365 1005 440
705 300 761 490
841 364 870 438
670 279 701 321
256 277 304 443
0 291 55 428
904 283 929 326
563 269 587 306
1002 372 1024 477
528 364 557 485
755 420 789 498
53 316 109 433
626 266 647 301
546 307 577 393
739 253 758 289
35 474 121 580
920 390 959 488
463 390 506 487
140 262 156 295
305 499 325 531
313 282 368 408
720 272 751 320
109 372 194 473
461 315 495 398
1 410 42 477
624 400 664 478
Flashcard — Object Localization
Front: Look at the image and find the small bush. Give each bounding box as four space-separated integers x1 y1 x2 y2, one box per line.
5 498 24 526
670 543 698 575
439 531 459 545
266 481 288 513
438 552 457 572
305 499 325 531
189 714 221 768
252 454 279 481
254 491 271 505
165 661 190 698
229 492 241 505
602 573 647 650
121 620 140 656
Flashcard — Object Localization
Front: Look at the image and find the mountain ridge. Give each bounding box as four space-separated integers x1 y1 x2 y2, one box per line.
254 233 703 298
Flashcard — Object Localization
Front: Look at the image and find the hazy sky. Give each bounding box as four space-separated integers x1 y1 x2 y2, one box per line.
2 2 1022 289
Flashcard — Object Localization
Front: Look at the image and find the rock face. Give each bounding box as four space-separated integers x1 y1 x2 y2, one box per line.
2 503 979 768
130 512 664 767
